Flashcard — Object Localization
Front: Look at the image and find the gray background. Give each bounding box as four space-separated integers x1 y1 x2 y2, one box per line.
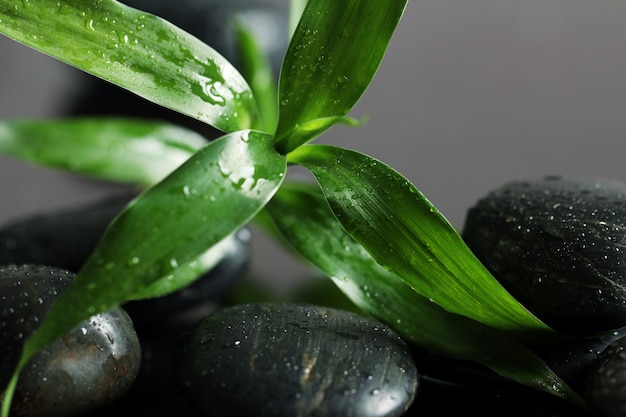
1 0 626 286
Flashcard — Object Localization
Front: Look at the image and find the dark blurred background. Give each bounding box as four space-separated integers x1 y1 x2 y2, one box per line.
1 0 625 285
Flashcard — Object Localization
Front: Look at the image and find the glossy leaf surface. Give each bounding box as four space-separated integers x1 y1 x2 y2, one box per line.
0 0 257 132
6 131 285 412
274 0 408 153
0 118 205 186
289 145 558 342
135 232 242 300
265 182 584 405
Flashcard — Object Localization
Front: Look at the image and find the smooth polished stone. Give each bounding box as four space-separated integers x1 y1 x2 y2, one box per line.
462 176 626 334
0 265 141 417
174 302 418 417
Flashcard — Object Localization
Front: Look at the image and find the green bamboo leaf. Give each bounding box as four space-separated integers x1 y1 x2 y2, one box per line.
265 182 585 406
299 116 364 130
289 144 559 342
0 0 258 132
134 231 244 300
0 118 205 186
31 129 284 346
274 0 408 153
2 130 286 416
232 18 279 134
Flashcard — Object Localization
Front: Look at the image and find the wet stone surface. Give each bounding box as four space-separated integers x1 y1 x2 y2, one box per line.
533 326 626 395
585 335 626 417
0 265 141 417
174 303 418 417
462 176 626 334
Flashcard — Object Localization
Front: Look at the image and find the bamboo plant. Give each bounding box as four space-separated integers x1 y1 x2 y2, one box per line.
0 0 588 414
